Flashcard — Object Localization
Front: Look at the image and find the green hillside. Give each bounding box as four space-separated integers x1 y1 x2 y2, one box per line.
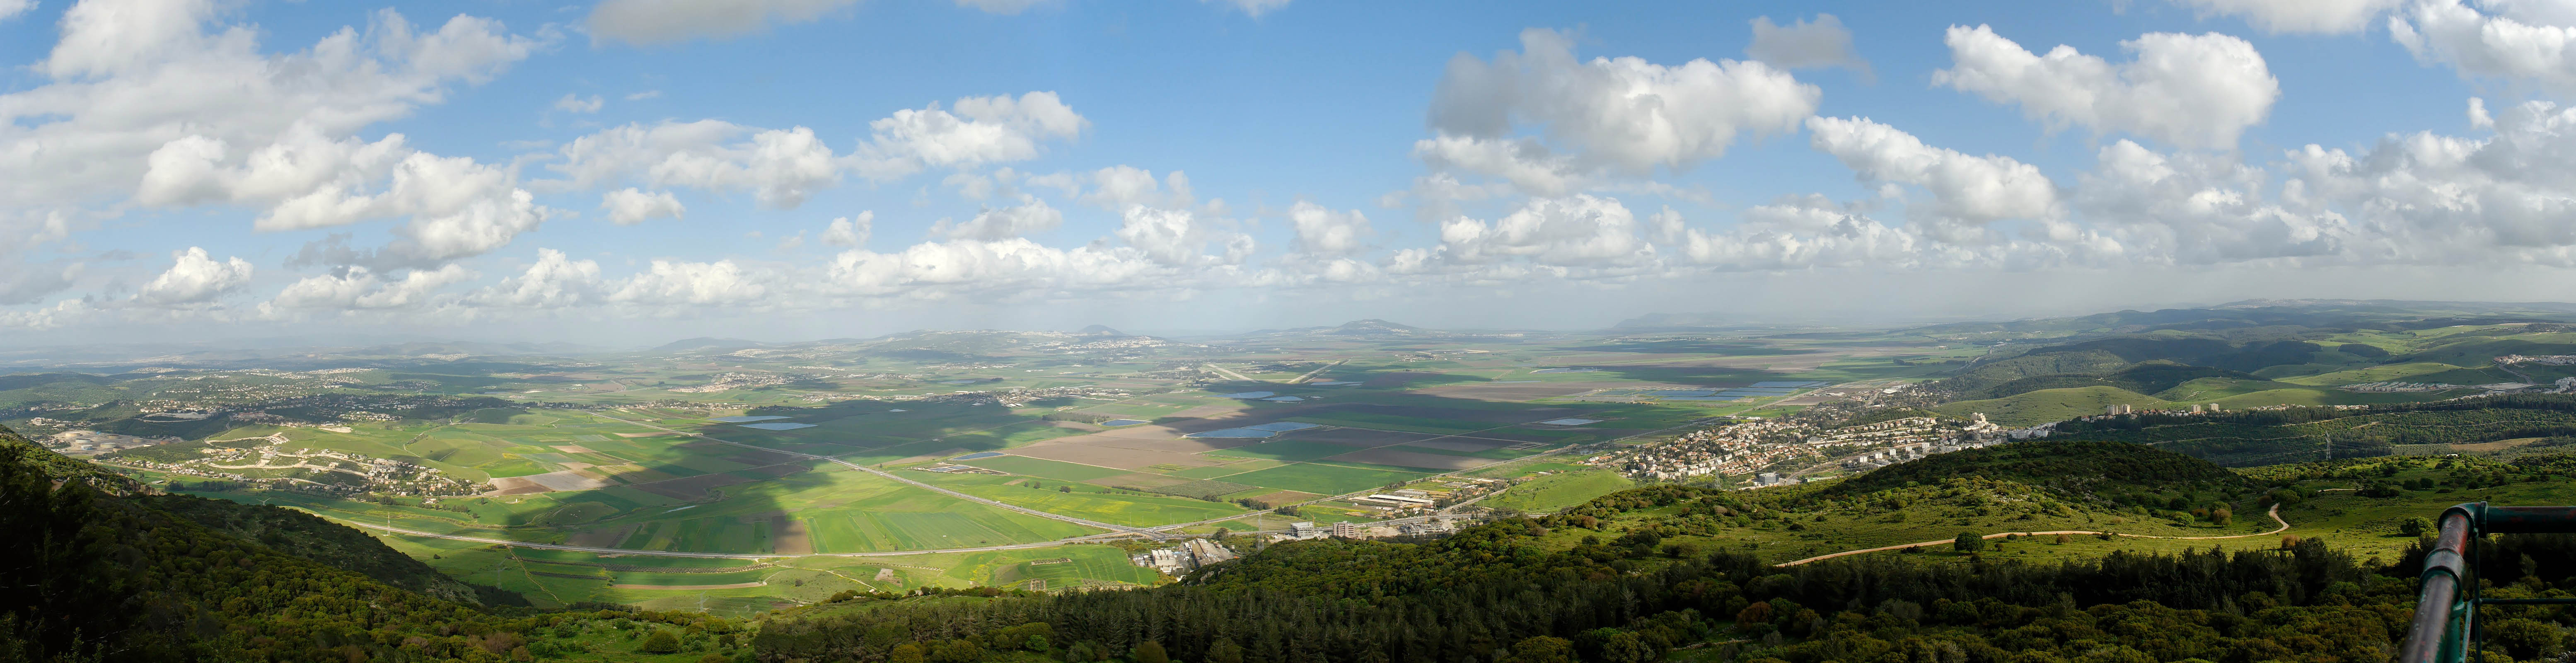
1933 385 2170 426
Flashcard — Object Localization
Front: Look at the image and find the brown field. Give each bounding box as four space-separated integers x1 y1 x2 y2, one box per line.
631 472 755 499
1168 404 1245 419
771 516 811 554
2456 438 2547 452
487 477 550 495
553 445 597 453
1287 427 1438 448
603 465 684 484
1099 472 1192 488
1399 438 1507 452
1245 490 1320 507
1325 448 1491 471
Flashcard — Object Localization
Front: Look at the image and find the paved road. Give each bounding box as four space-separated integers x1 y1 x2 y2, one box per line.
1203 364 1257 382
590 412 1170 540
1775 503 2289 567
1287 360 1345 385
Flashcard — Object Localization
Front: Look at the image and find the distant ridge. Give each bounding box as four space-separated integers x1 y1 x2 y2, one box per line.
1327 319 1423 336
652 337 767 353
1075 324 1127 336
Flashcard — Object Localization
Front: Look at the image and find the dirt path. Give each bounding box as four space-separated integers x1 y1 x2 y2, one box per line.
1776 503 2288 567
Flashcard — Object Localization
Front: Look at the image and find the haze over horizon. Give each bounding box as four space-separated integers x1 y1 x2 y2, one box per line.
10 0 2576 346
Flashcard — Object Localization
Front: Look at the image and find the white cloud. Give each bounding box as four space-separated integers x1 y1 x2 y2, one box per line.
1204 0 1289 17
472 249 602 308
825 239 1177 299
2076 140 2347 264
1747 15 1872 78
2167 0 2400 34
554 93 604 114
547 93 1080 208
1805 116 2061 236
2 4 541 257
1935 25 2279 149
587 0 858 46
134 247 253 306
850 92 1087 180
626 90 662 101
1420 28 1820 195
2285 98 2576 262
1432 195 1657 269
931 198 1062 240
1075 166 1198 211
601 188 685 225
269 264 474 310
1287 202 1373 256
610 259 767 305
549 120 841 208
0 0 30 21
2391 0 2576 96
822 212 873 247
1117 206 1252 266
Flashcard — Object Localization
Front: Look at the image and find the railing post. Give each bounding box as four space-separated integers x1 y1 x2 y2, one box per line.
2401 503 2483 663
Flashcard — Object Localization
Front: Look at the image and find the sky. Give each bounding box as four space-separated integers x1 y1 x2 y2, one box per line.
5 0 2576 346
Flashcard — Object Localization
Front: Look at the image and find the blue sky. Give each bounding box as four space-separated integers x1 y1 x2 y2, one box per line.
4 0 2575 345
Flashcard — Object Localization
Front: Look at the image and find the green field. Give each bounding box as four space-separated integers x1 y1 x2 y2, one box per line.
1480 469 1634 513
953 454 1130 481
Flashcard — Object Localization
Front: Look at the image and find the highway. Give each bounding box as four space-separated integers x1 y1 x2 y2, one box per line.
587 412 1171 540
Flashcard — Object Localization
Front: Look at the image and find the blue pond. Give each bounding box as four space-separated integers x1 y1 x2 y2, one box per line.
1184 428 1276 438
711 415 790 423
1751 381 1829 388
1217 391 1277 399
1246 421 1320 432
738 422 817 431
1101 419 1149 426
951 452 1005 460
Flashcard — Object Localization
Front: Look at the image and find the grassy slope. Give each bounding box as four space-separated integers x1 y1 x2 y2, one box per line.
1480 469 1633 513
1933 386 2170 426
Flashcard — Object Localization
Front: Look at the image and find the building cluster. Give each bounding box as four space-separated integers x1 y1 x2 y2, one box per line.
2498 355 2576 366
667 373 797 393
1597 413 2014 482
43 430 180 456
101 436 478 496
1129 538 1238 575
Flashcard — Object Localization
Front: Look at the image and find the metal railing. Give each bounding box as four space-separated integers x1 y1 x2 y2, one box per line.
2400 503 2576 663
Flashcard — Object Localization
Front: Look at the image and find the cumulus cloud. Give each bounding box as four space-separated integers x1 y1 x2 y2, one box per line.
472 249 602 308
268 264 474 310
1935 25 2279 149
1746 15 1872 79
931 198 1062 241
825 239 1176 299
822 212 873 247
1288 202 1373 256
1117 206 1253 266
2392 0 2576 96
610 259 767 305
549 120 839 208
2 3 541 261
1430 195 1657 270
1419 28 1820 196
587 0 858 46
1805 116 2061 237
850 92 1087 180
2285 98 2576 262
134 247 253 306
601 188 685 225
2077 141 2346 263
2167 0 2400 34
554 94 603 114
546 93 1081 208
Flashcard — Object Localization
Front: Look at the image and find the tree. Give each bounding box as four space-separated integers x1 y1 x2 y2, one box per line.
888 642 926 663
1058 485 1073 493
1213 527 1230 538
1953 532 1984 553
2400 517 2434 537
1133 640 1170 663
1503 636 1574 663
1204 637 1245 663
640 630 681 654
